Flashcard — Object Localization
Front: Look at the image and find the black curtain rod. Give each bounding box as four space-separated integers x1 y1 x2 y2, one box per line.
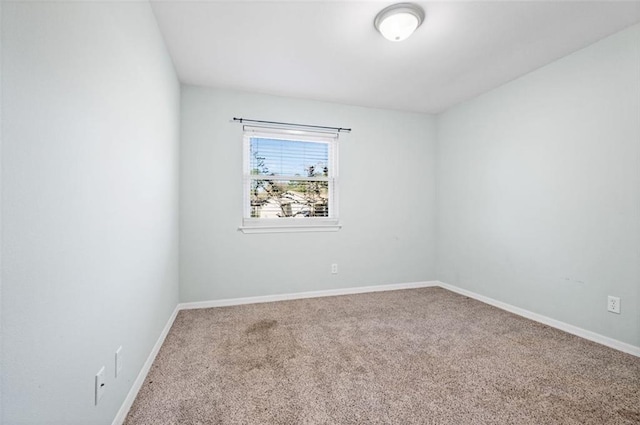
232 117 351 133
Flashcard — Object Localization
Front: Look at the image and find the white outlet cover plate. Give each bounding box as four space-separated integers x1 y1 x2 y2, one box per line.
95 366 106 405
115 346 123 378
607 296 621 314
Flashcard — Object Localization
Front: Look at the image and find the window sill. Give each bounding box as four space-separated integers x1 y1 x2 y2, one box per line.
239 221 342 234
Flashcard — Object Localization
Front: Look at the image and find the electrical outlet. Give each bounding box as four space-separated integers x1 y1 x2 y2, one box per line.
607 296 620 314
95 366 106 405
331 264 338 274
115 346 123 378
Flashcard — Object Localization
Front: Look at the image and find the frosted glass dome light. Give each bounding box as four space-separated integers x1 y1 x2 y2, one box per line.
374 3 425 42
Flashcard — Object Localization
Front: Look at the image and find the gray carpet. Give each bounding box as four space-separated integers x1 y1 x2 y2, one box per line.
125 287 640 424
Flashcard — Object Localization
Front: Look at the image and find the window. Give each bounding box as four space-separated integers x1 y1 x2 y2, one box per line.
240 126 340 233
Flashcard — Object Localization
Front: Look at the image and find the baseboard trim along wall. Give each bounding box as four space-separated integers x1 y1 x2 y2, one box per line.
111 305 180 425
179 281 439 310
112 279 639 424
110 281 437 425
437 281 640 358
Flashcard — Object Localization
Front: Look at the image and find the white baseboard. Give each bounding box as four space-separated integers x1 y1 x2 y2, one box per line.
112 278 638 423
179 281 439 310
111 305 180 425
437 281 640 358
110 281 437 423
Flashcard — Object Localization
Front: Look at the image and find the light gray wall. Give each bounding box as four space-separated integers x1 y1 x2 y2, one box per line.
2 3 180 424
0 0 3 418
436 23 640 347
180 86 437 302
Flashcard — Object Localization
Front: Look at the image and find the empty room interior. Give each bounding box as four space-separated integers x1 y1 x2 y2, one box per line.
2 1 640 424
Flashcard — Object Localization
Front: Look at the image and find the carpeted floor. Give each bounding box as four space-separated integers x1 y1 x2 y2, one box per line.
125 287 640 424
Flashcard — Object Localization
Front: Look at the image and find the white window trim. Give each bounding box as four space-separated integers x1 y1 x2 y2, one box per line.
239 125 340 234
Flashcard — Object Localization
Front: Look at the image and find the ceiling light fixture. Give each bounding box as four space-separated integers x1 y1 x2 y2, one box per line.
374 3 425 42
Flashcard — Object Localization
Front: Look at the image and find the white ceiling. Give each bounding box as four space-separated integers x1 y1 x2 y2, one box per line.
150 1 640 114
